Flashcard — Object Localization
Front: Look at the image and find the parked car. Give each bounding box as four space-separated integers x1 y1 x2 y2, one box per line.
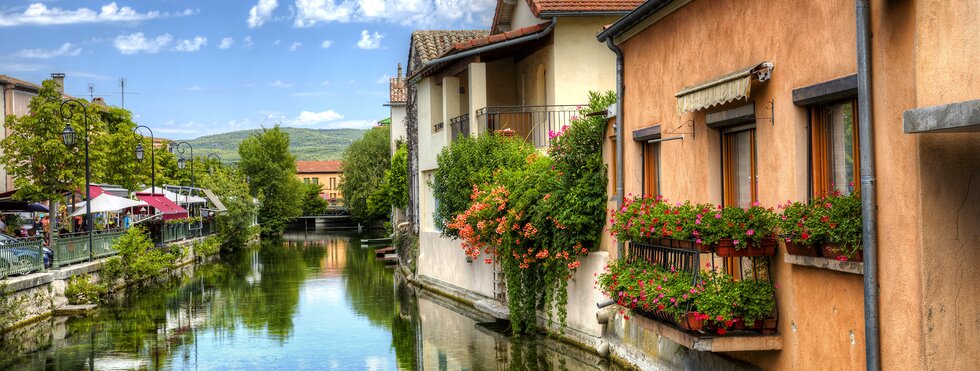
0 233 49 276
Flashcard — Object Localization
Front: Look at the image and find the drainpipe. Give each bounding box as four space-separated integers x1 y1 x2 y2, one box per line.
606 38 625 258
856 1 879 370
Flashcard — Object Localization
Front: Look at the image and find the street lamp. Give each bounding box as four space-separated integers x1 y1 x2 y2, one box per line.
207 153 221 175
60 99 93 260
134 125 156 193
172 141 195 188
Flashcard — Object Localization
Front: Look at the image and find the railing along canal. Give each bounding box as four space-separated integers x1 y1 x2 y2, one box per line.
0 237 46 279
50 229 126 269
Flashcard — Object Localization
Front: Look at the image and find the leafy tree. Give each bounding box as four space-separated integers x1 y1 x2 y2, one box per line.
91 106 147 191
386 142 409 209
1 80 93 235
301 182 329 216
198 163 256 250
239 126 302 236
339 126 391 223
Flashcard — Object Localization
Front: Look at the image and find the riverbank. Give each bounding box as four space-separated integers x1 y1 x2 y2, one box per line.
0 235 223 332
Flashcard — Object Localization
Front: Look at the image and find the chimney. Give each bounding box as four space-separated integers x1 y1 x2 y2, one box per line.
397 63 402 79
50 73 65 94
92 97 106 106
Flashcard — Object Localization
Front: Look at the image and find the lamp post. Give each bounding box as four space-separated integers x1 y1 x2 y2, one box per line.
134 125 156 193
60 99 93 260
206 153 221 175
172 141 195 188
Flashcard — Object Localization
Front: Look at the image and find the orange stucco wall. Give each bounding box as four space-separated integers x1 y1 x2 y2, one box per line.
296 172 343 199
608 0 980 369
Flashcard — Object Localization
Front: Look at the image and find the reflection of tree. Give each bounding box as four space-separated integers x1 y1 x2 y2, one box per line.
343 237 395 328
391 278 420 371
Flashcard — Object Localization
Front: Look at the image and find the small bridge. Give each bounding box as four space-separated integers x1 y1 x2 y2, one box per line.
293 206 356 230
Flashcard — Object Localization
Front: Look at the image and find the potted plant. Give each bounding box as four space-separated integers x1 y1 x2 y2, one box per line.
778 201 821 257
737 279 777 333
692 269 738 334
810 191 863 262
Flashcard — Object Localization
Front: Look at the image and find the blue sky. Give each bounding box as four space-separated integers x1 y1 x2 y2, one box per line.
0 0 496 139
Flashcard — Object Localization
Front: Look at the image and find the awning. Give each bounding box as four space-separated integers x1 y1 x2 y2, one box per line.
136 193 189 220
139 187 207 204
72 193 147 216
202 189 228 213
675 62 773 114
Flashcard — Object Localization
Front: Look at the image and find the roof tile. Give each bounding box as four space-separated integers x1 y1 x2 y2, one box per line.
527 0 645 15
296 160 343 174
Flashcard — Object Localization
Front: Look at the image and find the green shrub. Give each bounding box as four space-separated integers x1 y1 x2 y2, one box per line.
196 236 221 257
65 275 105 305
113 227 174 282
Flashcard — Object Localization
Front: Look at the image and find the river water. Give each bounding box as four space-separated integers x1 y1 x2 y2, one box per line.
0 230 623 370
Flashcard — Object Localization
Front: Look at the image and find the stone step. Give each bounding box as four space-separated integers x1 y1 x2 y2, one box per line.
54 304 97 315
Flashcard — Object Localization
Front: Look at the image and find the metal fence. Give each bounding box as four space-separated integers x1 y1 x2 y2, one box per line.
475 105 582 148
450 113 469 142
0 237 45 279
51 229 126 269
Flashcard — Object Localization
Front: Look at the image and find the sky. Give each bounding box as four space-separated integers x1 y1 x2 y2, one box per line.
0 0 496 139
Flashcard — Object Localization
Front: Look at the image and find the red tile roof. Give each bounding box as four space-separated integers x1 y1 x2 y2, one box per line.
390 77 406 103
452 22 551 51
296 160 343 173
527 0 645 16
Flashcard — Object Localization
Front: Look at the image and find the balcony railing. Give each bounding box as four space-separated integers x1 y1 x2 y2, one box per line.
0 237 46 278
475 105 582 148
450 113 469 141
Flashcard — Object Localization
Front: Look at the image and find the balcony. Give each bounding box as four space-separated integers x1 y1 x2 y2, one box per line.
450 113 469 142
475 105 581 148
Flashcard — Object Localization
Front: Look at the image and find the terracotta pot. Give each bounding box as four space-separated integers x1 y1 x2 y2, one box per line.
785 240 821 257
762 318 778 334
733 317 747 330
743 238 777 257
693 242 714 253
821 242 863 262
674 239 693 250
679 311 704 331
715 239 745 257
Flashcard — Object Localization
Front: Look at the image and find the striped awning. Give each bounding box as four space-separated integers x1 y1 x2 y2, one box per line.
676 62 773 114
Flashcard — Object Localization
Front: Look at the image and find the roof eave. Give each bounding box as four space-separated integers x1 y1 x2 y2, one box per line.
539 10 633 17
597 0 677 42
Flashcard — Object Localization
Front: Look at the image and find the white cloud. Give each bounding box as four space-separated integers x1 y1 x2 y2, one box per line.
320 39 333 48
242 36 254 48
185 86 203 92
272 39 282 46
0 2 196 27
218 37 234 49
292 0 495 28
0 63 45 72
15 42 81 58
247 0 278 28
374 74 390 84
289 42 302 51
113 32 173 55
174 36 207 52
270 80 294 88
356 30 383 49
321 119 377 129
290 110 344 126
321 80 331 86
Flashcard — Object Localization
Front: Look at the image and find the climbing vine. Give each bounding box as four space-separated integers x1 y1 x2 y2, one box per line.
440 91 614 334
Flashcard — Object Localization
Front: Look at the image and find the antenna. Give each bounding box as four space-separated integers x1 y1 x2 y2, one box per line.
115 78 139 108
88 83 94 100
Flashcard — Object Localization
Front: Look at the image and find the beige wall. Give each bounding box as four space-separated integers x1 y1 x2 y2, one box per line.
610 0 980 370
418 77 446 172
485 58 517 106
514 45 553 107
296 172 343 199
615 0 865 369
909 1 980 370
510 0 541 30
417 230 495 298
390 104 407 154
551 17 619 106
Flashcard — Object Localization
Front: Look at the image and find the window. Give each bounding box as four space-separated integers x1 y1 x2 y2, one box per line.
312 177 319 185
303 177 310 184
330 177 337 190
642 142 660 196
722 129 757 208
811 100 859 196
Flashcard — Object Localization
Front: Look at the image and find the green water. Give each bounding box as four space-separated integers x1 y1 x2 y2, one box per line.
0 230 622 370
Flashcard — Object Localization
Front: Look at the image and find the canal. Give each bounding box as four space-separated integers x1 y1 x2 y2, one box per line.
0 230 624 370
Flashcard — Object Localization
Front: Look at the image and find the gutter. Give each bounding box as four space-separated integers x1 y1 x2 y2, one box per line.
411 19 557 82
856 1 880 370
605 38 625 259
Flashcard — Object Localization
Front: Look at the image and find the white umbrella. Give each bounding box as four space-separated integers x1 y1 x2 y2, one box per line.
72 193 148 216
139 188 207 204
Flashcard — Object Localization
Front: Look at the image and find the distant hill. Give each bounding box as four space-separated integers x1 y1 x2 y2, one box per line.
185 127 366 162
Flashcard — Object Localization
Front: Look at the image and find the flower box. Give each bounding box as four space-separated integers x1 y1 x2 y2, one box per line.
821 242 863 262
679 311 705 331
716 238 775 257
784 240 821 257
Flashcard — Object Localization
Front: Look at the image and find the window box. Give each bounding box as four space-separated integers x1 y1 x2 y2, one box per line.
715 238 776 257
784 240 821 257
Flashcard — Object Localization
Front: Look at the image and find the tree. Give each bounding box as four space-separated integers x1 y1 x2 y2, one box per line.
238 126 302 236
1 80 94 235
339 126 391 223
386 142 409 210
301 183 329 216
91 106 146 191
198 163 256 250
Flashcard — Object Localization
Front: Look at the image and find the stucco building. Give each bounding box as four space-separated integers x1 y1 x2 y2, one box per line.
295 160 343 201
1 74 45 194
596 0 980 370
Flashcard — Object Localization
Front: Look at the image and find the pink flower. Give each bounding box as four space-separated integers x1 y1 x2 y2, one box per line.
733 239 740 245
696 238 703 244
746 229 755 236
715 213 722 219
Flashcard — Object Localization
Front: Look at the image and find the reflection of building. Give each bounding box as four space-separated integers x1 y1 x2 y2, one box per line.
386 65 408 225
319 238 348 278
295 160 343 200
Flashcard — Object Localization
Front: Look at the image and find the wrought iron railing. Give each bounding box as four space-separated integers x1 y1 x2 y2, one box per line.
51 229 125 269
475 105 582 148
0 237 45 279
450 113 469 142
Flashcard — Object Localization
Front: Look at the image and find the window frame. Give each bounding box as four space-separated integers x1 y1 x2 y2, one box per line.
641 141 660 197
721 125 758 208
808 98 860 198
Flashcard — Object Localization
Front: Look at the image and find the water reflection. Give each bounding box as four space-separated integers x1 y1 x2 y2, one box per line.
1 230 623 370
